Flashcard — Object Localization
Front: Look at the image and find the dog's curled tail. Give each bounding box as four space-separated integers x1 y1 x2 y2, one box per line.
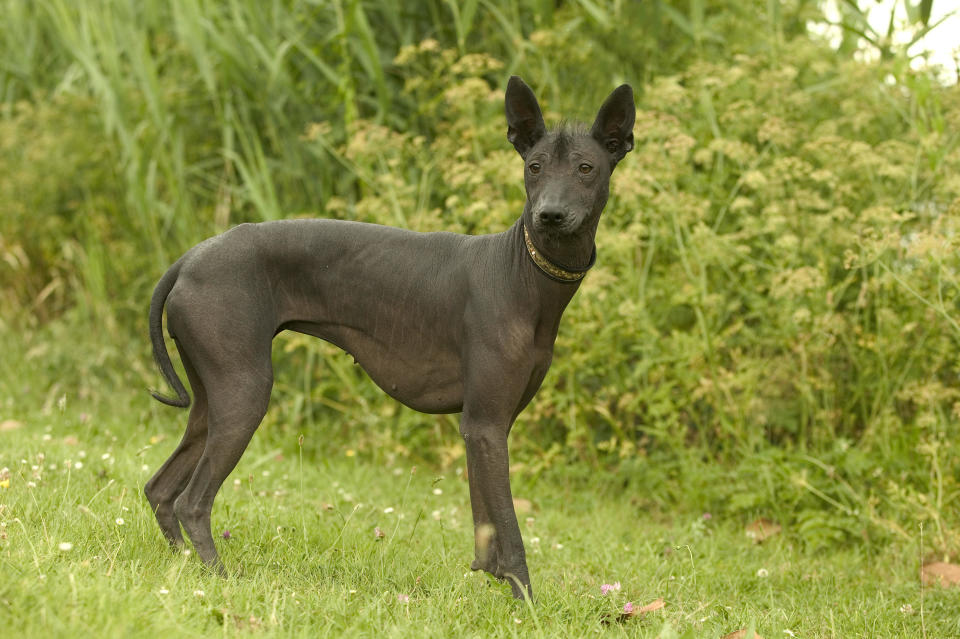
148 258 191 408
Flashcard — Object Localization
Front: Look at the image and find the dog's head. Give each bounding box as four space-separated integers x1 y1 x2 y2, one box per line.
505 76 635 236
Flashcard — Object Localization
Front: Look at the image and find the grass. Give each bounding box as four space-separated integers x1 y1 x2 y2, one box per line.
1 393 958 638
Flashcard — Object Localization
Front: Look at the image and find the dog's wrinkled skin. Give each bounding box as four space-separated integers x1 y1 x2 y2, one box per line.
145 76 634 600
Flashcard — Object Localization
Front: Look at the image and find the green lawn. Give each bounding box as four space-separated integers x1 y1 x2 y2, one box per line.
1 397 956 638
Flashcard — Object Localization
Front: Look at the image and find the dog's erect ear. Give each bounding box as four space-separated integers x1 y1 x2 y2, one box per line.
590 84 635 169
505 76 546 158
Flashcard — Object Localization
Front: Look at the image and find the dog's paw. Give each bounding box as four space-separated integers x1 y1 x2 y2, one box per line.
470 558 498 575
508 579 533 601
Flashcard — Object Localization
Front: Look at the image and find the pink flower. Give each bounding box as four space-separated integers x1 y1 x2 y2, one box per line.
623 601 634 614
600 581 621 595
222 530 231 539
397 594 410 603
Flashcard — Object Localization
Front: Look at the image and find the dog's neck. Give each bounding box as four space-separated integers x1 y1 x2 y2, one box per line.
518 214 599 282
521 224 595 282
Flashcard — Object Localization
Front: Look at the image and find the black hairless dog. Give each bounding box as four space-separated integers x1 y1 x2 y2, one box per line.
146 76 634 599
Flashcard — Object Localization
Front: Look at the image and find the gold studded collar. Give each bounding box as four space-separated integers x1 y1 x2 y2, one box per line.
522 224 596 283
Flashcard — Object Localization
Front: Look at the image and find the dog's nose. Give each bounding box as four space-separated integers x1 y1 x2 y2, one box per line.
537 210 566 226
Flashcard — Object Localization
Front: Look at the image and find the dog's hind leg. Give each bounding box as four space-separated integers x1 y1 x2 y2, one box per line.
173 345 274 573
145 345 208 548
467 464 501 575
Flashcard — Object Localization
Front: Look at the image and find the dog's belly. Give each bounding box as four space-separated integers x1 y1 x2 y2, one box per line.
283 321 464 414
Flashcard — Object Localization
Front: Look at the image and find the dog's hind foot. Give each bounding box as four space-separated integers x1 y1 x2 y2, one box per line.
146 497 186 548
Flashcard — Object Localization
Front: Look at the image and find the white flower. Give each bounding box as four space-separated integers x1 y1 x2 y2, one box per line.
115 518 125 526
756 568 769 578
58 542 73 551
193 590 204 598
383 507 394 514
432 488 443 495
158 588 169 595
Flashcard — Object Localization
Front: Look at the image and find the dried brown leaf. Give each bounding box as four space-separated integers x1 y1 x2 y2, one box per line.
722 630 765 639
513 498 534 514
0 420 22 432
635 597 665 614
922 562 960 587
745 518 781 543
604 597 665 624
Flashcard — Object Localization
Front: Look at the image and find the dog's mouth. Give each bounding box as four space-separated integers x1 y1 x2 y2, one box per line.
531 214 581 236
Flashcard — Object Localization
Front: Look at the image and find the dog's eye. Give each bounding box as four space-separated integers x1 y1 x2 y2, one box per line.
578 163 593 175
528 162 541 174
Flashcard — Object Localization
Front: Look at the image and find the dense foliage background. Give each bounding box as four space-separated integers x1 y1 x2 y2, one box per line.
2 0 959 556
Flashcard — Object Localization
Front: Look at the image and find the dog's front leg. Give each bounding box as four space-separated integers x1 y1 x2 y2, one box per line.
460 416 531 600
466 456 500 575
